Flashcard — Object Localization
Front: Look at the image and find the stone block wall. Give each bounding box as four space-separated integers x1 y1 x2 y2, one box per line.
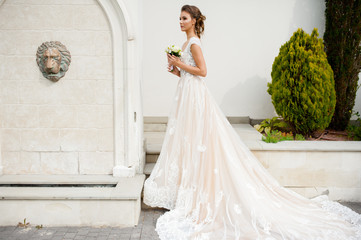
253 150 361 201
0 0 114 174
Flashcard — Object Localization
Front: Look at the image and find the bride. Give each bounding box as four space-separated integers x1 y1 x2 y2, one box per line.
143 4 361 240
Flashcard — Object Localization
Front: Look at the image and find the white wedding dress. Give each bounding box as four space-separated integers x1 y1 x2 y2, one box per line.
143 37 361 240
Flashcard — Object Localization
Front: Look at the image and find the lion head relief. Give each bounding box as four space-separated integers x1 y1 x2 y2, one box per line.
36 41 71 82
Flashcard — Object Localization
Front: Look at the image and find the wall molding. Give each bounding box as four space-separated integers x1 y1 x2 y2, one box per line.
97 0 143 177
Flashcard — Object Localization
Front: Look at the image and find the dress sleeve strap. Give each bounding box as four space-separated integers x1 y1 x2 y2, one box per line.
189 37 201 48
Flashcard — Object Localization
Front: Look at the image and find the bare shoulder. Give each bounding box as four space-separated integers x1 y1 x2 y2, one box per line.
190 41 203 56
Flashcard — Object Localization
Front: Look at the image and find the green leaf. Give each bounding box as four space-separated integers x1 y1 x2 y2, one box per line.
265 127 271 135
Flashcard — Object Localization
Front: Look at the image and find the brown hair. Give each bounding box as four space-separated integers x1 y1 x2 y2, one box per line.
181 5 206 38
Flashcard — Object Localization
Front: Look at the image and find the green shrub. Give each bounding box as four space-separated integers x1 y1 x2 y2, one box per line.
324 0 361 130
295 134 306 141
262 130 294 143
268 28 336 135
347 111 361 140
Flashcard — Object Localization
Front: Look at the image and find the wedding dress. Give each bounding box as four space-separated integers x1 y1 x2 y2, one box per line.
143 37 361 240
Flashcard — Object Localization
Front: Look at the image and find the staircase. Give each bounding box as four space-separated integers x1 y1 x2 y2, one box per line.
143 117 168 177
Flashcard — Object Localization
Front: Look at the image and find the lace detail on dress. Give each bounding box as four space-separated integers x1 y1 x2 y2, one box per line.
180 37 202 78
143 115 181 209
312 195 361 238
143 158 179 210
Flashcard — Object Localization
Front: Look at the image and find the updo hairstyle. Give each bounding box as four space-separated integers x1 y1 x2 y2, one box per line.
181 5 206 38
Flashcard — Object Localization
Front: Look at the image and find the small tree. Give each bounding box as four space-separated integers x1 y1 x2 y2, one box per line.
324 0 361 130
268 29 336 135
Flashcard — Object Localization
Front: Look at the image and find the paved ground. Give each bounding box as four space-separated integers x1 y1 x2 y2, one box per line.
0 209 165 240
1 203 360 240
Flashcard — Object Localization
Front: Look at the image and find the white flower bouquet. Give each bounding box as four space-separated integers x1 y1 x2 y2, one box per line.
165 44 182 57
165 44 182 71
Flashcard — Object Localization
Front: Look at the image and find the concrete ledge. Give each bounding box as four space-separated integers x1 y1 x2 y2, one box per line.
0 175 144 200
0 174 145 226
233 124 361 152
227 116 250 124
0 174 120 184
250 140 361 152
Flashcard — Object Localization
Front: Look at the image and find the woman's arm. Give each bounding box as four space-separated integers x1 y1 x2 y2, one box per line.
167 44 207 77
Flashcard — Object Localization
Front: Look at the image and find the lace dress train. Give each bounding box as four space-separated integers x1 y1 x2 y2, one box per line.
143 37 361 240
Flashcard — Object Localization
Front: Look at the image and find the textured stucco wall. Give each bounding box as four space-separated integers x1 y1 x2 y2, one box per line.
0 0 114 174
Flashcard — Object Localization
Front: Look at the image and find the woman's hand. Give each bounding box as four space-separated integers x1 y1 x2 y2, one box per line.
167 64 180 76
167 54 181 67
166 54 181 76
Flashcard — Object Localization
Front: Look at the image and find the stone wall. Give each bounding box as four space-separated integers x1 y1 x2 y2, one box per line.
254 150 361 201
0 0 114 174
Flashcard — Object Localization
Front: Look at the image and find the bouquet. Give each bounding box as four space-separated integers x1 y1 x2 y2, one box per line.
165 44 182 71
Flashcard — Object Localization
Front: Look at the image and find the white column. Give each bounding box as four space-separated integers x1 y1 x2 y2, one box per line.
124 38 145 175
0 0 4 176
98 0 142 177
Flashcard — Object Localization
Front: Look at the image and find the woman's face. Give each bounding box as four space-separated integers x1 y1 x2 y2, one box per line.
179 11 195 32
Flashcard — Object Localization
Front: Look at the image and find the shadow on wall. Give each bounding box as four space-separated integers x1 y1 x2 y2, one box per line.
220 75 275 118
289 0 325 35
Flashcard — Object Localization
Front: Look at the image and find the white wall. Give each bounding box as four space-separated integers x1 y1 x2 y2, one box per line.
0 0 114 174
141 0 361 119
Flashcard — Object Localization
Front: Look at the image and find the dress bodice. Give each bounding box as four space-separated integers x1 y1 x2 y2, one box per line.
180 37 202 77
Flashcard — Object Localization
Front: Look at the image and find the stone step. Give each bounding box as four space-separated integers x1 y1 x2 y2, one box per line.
144 123 167 132
144 116 169 124
144 163 155 175
146 154 159 163
144 132 165 145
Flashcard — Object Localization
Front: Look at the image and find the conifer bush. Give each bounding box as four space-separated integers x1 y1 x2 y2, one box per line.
324 0 361 130
267 29 336 135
